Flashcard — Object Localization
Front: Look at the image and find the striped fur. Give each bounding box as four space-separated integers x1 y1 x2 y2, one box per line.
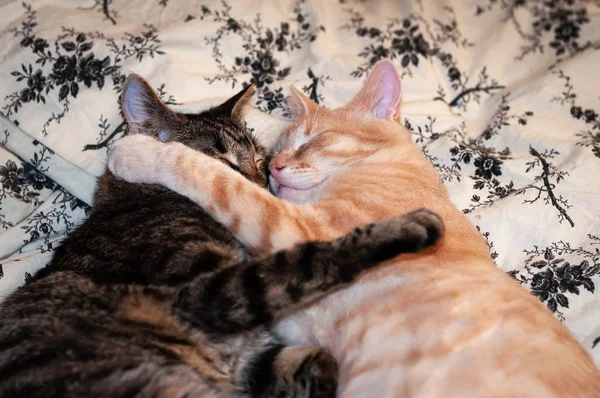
0 74 444 398
108 62 600 397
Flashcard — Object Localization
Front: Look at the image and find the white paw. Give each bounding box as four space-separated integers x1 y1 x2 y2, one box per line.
107 134 163 184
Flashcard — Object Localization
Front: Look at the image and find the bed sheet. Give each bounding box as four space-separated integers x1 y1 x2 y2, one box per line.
1 0 599 367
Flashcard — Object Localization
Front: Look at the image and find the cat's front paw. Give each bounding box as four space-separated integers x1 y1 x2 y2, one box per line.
299 349 338 398
108 134 164 184
380 208 444 250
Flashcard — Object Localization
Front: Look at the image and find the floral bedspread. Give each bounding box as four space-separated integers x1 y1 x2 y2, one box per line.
1 0 599 366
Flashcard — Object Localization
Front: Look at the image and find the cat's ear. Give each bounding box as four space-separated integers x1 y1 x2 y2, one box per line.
346 60 402 120
213 84 256 123
285 86 319 120
121 74 177 142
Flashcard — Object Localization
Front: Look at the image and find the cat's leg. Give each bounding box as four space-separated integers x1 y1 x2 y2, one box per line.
173 209 443 335
244 345 338 398
108 135 331 257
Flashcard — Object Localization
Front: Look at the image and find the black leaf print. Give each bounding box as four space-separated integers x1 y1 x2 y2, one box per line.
58 84 69 101
555 293 569 308
582 278 594 292
61 41 76 52
550 71 600 158
475 0 595 61
547 298 558 313
401 54 409 67
70 82 79 98
3 2 166 137
80 42 93 52
201 0 323 113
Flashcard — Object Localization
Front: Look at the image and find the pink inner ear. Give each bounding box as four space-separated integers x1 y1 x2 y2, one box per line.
349 60 402 120
122 77 152 134
286 86 318 120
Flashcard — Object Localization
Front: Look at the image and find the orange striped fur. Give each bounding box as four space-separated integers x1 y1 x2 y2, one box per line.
108 61 600 397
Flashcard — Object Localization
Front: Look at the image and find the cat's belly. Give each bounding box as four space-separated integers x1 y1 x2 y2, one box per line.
275 259 595 398
274 271 411 358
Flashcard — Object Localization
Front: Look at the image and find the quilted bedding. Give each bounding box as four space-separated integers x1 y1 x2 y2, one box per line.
1 0 599 367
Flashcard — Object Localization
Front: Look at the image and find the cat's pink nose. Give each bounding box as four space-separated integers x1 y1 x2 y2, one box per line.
269 163 286 177
269 154 292 178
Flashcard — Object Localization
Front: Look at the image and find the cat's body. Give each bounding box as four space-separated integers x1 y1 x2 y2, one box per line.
0 75 445 398
109 62 600 397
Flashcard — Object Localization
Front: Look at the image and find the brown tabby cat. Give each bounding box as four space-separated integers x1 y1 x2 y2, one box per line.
109 62 600 397
0 73 444 398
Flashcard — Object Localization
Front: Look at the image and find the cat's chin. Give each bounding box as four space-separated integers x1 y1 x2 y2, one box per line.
269 175 323 204
277 185 314 203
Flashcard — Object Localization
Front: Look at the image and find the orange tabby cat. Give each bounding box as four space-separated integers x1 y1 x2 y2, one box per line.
109 61 600 397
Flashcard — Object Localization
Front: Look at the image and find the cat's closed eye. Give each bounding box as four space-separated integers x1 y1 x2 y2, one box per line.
219 157 241 172
254 156 265 167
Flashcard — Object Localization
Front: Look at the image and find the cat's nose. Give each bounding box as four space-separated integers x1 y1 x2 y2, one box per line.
269 161 286 177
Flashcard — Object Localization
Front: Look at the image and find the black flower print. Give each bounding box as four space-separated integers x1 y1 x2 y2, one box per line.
404 97 569 226
447 67 460 81
571 106 583 119
27 69 46 93
552 71 600 158
51 55 77 85
474 156 502 180
3 2 165 138
554 21 579 43
20 188 89 253
0 160 23 193
555 262 590 295
251 51 279 88
22 163 55 191
78 54 111 89
531 268 559 303
0 149 56 207
32 38 49 53
476 0 593 60
583 109 598 123
511 238 600 320
200 0 322 113
347 13 434 72
257 86 285 112
226 18 240 33
19 87 35 103
344 4 475 88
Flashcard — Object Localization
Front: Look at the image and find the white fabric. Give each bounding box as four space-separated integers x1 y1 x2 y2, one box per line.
0 0 599 366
